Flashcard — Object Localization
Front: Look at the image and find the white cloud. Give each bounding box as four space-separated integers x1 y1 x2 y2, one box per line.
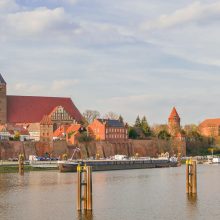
0 0 19 12
63 0 78 5
9 82 45 95
140 2 220 31
51 79 79 91
4 7 69 35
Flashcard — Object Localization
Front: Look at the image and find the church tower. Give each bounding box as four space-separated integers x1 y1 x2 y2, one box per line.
168 107 180 136
0 74 7 124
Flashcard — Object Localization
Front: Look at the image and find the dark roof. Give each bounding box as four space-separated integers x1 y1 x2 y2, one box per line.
0 74 6 84
97 119 124 127
7 95 82 123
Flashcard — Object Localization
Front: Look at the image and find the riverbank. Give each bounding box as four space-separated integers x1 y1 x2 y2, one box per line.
0 165 58 173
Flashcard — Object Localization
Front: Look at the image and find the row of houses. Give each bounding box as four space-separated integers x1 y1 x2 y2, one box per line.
0 118 129 144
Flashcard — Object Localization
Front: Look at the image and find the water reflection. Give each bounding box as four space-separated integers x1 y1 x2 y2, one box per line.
186 194 198 219
77 211 93 220
187 194 197 205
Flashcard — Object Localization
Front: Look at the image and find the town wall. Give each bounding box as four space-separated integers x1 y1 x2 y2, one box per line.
0 139 186 160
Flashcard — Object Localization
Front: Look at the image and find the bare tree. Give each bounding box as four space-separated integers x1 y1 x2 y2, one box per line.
83 110 100 124
104 112 119 120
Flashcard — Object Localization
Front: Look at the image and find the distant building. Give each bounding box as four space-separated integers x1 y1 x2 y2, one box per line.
0 125 10 140
0 124 30 141
199 118 220 137
168 107 186 156
88 119 128 141
0 74 82 142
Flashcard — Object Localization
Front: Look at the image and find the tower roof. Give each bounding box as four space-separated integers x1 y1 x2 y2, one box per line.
168 107 180 119
0 74 6 84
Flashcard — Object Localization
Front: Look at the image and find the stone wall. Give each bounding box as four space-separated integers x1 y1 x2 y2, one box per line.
0 138 186 160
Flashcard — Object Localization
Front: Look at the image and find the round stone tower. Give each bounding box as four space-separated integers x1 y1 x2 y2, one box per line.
0 74 7 124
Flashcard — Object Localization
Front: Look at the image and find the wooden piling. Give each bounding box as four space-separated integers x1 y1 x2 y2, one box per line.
86 166 92 210
192 161 197 194
186 160 189 194
77 165 82 211
18 154 24 175
186 159 197 195
77 164 93 212
82 166 87 210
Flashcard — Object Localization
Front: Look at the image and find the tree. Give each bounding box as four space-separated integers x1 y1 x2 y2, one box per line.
134 115 141 128
77 132 94 143
83 110 100 125
14 132 20 141
119 115 124 123
184 124 202 141
104 112 119 120
151 124 168 136
158 130 171 140
128 127 138 139
141 116 151 137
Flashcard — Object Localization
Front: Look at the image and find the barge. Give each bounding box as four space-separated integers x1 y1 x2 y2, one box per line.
58 158 178 172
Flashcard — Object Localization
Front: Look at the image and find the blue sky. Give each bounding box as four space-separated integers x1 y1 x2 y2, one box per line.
1 0 220 125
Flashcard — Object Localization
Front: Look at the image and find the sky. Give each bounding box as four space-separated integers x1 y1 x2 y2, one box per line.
1 0 220 125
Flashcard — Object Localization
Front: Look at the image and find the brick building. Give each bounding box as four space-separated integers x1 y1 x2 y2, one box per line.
88 119 128 141
0 74 82 142
199 118 220 137
53 124 85 145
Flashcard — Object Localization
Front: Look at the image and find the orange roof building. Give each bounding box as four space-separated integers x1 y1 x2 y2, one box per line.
199 118 220 137
53 123 84 145
88 119 128 142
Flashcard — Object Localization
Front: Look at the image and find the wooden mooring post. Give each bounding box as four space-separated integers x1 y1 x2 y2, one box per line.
77 164 93 212
186 159 197 194
18 154 24 175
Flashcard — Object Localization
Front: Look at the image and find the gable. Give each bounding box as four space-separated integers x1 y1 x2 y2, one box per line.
50 106 74 122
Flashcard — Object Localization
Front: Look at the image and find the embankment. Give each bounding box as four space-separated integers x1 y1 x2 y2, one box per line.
0 139 186 160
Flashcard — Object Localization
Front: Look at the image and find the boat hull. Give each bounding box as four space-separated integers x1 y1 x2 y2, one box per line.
58 159 178 172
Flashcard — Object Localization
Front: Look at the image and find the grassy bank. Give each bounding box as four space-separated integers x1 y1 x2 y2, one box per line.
0 165 58 173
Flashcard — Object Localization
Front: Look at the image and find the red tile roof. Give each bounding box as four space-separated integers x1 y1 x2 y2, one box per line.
7 95 82 123
169 107 180 119
199 118 220 127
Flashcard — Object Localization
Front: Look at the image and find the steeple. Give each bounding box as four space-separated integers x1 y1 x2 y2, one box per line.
168 107 181 136
0 74 6 84
168 107 180 120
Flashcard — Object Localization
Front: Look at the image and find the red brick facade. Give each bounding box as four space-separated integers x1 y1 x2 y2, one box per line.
168 107 181 136
40 115 53 143
199 119 220 137
88 119 128 141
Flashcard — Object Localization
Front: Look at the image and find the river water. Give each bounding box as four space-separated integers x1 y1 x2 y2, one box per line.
0 165 220 220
